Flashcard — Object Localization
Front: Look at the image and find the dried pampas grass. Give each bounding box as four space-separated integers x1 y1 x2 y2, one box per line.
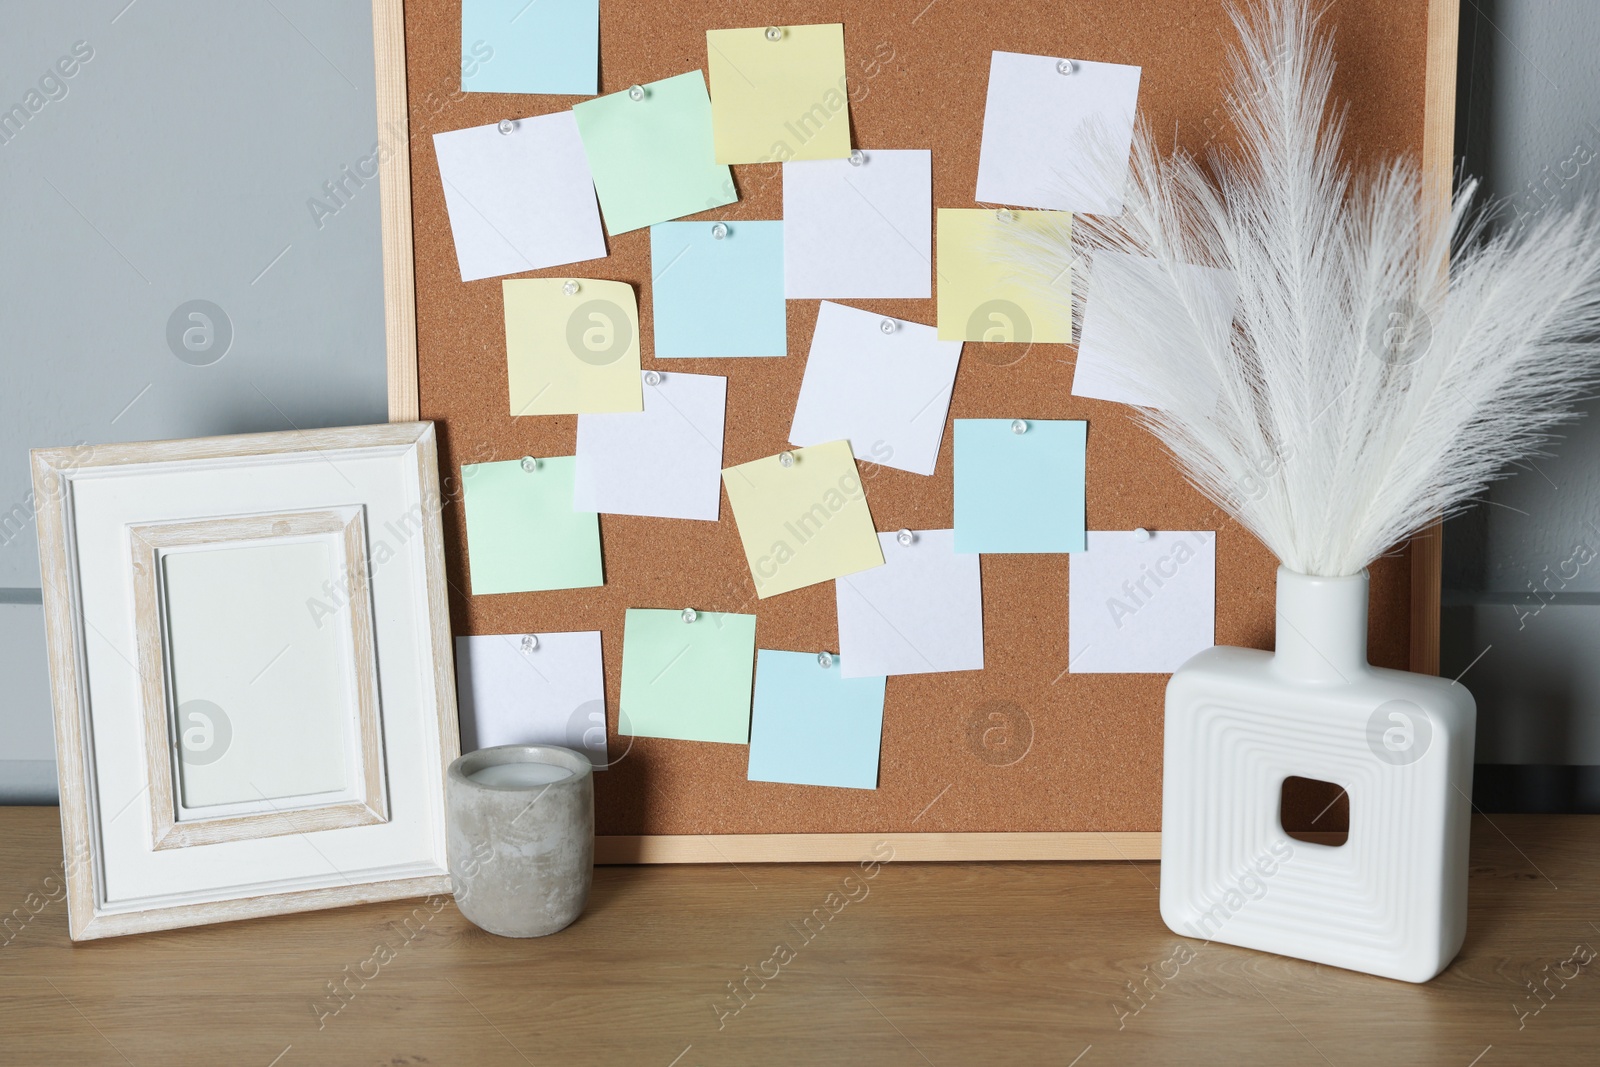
1012 0 1600 576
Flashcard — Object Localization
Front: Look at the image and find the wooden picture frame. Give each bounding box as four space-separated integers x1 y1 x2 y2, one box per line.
33 423 459 939
128 507 389 851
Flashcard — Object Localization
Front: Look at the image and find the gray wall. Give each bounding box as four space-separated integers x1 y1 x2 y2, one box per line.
1443 0 1600 810
0 0 389 801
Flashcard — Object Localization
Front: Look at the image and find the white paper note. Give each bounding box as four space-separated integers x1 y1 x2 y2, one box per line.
433 111 607 282
836 529 984 678
455 631 610 767
574 371 726 521
975 51 1141 215
790 302 962 476
782 149 933 298
1074 252 1235 408
1068 531 1215 673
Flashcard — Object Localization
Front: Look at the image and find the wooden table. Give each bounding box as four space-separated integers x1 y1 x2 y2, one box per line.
2 807 1597 1065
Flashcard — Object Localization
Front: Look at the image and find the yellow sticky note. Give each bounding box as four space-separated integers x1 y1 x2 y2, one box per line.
504 278 642 416
706 25 851 164
936 208 1074 343
722 440 884 598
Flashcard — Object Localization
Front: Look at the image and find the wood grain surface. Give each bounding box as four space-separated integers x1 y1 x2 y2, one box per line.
402 0 1434 836
2 806 1597 1065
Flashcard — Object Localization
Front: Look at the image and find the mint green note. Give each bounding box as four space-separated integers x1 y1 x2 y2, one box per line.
572 71 737 236
619 608 756 744
461 458 603 595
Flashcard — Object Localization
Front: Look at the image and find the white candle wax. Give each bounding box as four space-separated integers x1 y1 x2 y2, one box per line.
468 761 573 787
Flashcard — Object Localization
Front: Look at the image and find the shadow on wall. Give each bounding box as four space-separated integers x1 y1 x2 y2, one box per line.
1443 604 1600 813
1442 0 1600 812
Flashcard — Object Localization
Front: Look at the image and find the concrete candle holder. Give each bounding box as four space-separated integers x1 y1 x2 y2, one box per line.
446 744 594 937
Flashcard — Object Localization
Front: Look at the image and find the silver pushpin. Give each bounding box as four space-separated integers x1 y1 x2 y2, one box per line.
1057 59 1077 75
644 369 662 386
817 650 834 669
1011 419 1028 434
880 318 897 335
520 634 538 653
628 84 645 101
765 26 784 41
681 607 697 624
848 149 865 167
498 119 515 135
896 528 914 547
711 222 729 240
520 456 539 472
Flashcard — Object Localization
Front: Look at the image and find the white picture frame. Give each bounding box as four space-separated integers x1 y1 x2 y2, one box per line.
32 423 458 940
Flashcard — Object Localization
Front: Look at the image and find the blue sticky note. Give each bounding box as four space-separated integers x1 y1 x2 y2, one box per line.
462 0 599 96
651 221 786 358
747 651 886 789
953 419 1087 553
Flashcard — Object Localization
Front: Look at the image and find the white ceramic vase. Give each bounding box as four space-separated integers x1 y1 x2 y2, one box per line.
1159 567 1476 982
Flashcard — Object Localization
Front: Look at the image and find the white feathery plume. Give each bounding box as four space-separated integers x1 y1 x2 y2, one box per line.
1010 0 1600 576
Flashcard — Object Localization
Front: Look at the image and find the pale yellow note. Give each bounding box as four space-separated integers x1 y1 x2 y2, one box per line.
706 24 851 164
722 440 884 598
935 208 1074 343
504 278 642 416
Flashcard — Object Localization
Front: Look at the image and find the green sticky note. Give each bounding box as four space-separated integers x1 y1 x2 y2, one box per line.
619 608 756 743
572 71 737 236
461 458 603 595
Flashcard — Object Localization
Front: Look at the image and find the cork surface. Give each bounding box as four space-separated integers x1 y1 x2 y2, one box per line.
404 0 1426 834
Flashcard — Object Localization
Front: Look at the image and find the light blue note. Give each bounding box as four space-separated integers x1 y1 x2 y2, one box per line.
650 221 786 358
462 0 599 96
953 419 1087 553
747 651 886 790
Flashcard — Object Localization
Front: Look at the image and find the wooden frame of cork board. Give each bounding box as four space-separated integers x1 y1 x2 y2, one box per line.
394 0 1459 863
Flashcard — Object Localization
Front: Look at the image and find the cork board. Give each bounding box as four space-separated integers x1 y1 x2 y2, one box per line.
402 0 1435 843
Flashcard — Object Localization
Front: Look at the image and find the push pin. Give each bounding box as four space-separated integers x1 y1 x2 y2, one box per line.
711 222 729 240
681 607 698 624
520 634 539 654
1133 527 1152 543
627 84 646 101
520 455 540 472
996 208 1015 223
879 318 897 335
765 26 784 41
562 280 580 296
778 451 795 468
497 119 515 135
1011 419 1028 434
896 528 915 547
817 650 834 669
644 369 662 386
848 149 865 167
1056 58 1077 75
